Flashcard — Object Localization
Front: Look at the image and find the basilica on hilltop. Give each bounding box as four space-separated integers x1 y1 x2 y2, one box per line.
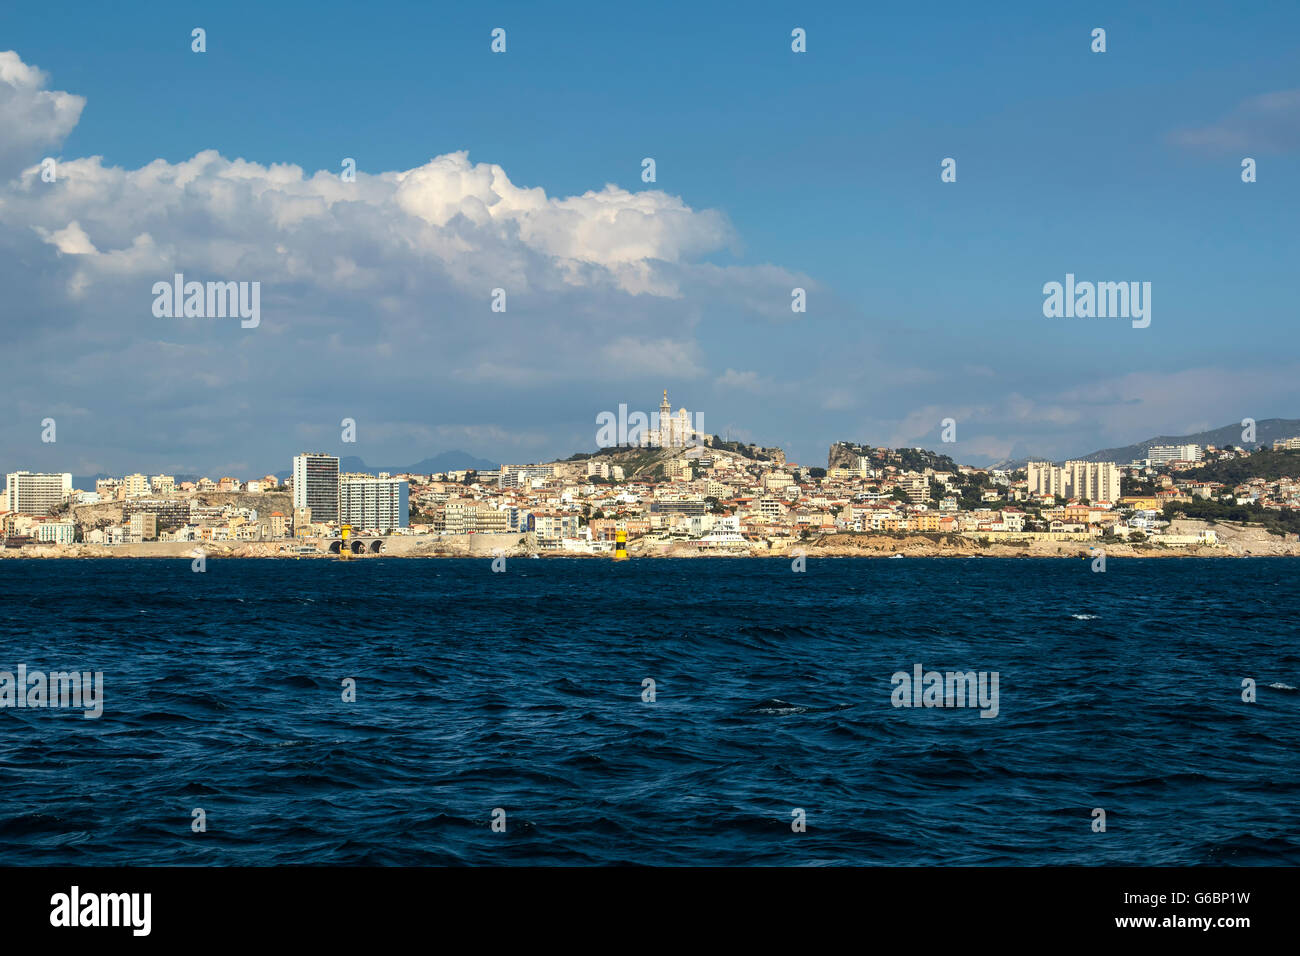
647 389 706 448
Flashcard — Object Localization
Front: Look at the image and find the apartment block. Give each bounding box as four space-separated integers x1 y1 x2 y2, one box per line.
122 473 150 498
1147 444 1202 465
339 474 409 532
5 472 72 515
1027 461 1121 503
37 521 76 544
292 453 340 523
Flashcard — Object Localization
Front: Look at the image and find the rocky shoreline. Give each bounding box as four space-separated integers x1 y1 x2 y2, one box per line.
5 520 1297 560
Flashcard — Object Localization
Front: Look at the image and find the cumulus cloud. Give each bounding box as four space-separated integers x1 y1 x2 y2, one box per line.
0 50 815 472
0 51 85 177
4 148 740 303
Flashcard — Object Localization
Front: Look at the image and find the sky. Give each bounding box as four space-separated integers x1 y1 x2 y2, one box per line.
2 0 1298 478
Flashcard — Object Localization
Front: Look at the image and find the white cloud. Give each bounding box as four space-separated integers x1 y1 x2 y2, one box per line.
0 50 85 177
0 50 815 471
39 220 96 255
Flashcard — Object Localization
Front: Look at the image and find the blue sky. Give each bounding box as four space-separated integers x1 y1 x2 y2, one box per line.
2 0 1298 476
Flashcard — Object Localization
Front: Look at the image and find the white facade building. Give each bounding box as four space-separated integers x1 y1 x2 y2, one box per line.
1147 444 1202 465
292 453 340 524
1026 461 1121 503
339 474 409 532
5 472 73 515
37 521 76 544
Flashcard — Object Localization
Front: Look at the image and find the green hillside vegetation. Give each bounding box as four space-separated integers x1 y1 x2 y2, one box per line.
1179 449 1300 484
830 441 960 474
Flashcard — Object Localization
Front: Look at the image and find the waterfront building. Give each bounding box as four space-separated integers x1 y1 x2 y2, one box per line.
339 474 409 532
37 521 76 544
4 471 72 515
292 453 340 523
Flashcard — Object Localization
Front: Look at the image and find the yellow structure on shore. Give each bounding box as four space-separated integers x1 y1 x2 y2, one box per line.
339 523 351 560
613 528 628 561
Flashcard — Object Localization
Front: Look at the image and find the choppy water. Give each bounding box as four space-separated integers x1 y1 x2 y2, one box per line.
2 557 1297 865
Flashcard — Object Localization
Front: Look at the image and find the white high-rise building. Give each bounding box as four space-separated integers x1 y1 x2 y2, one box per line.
1026 462 1070 498
339 474 409 532
292 453 339 523
1147 444 1202 465
5 472 73 515
1065 461 1123 502
1026 461 1121 503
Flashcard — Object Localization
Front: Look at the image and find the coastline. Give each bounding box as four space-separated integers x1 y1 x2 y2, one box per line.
5 520 1297 560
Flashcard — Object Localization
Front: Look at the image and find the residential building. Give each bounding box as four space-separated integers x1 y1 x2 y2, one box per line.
1148 444 1202 465
129 512 158 540
498 464 554 489
4 472 72 515
292 453 340 524
339 474 409 532
122 473 150 498
124 498 190 530
37 521 76 544
1027 461 1121 503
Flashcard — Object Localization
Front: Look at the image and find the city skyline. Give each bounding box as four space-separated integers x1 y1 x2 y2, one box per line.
7 406 1300 486
8 428 1296 556
2 3 1299 479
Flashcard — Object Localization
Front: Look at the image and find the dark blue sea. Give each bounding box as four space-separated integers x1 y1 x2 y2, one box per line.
2 557 1298 866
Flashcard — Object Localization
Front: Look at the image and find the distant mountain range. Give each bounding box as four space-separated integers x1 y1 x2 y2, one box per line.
992 418 1300 469
337 450 499 475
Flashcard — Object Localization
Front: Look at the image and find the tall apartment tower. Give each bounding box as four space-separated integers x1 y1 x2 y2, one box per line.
291 453 340 524
1027 461 1121 503
5 472 73 515
339 474 409 532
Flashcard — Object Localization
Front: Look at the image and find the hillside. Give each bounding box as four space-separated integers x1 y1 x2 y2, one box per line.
555 441 775 481
828 442 960 474
65 491 293 534
1074 418 1300 464
1177 448 1300 485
